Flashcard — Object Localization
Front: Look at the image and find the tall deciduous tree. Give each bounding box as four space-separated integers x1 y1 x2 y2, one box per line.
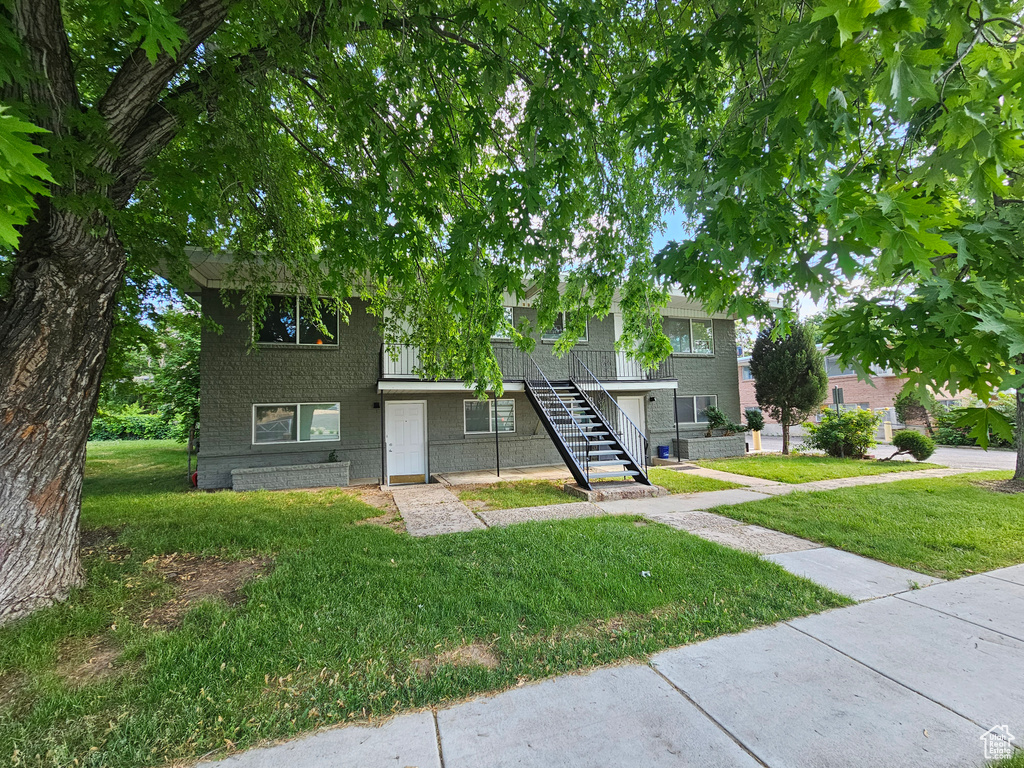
0 0 675 623
749 323 828 454
619 1 1024 476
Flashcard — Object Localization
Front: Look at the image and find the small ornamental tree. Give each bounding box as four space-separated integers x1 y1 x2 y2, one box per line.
749 323 828 455
893 389 934 434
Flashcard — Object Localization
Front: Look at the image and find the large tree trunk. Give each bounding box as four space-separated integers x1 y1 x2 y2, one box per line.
1015 388 1023 482
781 422 790 455
0 218 126 625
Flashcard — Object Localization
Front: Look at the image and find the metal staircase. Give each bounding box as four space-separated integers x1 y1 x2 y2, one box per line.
524 355 650 490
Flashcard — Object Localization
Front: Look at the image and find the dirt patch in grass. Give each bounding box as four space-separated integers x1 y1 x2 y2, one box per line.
56 636 125 687
80 526 123 548
354 511 405 533
976 478 1024 495
144 554 272 628
0 671 26 709
347 485 398 514
413 642 500 677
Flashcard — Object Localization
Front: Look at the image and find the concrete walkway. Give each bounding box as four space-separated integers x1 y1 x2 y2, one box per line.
206 566 1024 768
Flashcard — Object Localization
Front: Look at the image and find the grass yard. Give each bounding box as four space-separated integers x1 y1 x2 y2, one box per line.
457 479 575 509
709 471 1024 579
0 441 847 768
647 467 742 494
696 453 943 484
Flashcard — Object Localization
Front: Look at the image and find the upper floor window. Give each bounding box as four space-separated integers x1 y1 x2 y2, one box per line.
491 307 516 340
665 318 714 355
256 296 339 346
741 366 754 381
825 356 857 377
541 312 588 343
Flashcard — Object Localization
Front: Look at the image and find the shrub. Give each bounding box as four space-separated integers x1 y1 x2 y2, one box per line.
745 408 765 432
703 405 745 437
89 405 184 441
804 409 881 459
887 430 936 461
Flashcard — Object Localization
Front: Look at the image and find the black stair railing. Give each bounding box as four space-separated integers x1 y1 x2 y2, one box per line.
524 355 591 484
568 352 649 482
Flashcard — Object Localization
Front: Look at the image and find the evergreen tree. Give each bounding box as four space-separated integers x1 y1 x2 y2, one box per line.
749 324 828 455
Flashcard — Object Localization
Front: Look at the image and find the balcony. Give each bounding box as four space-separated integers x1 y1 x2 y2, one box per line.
378 345 677 391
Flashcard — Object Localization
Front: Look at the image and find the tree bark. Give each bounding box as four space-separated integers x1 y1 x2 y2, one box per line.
782 422 790 455
0 216 126 625
1015 387 1023 482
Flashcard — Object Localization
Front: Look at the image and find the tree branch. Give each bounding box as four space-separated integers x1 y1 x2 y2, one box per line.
96 0 230 169
9 0 79 135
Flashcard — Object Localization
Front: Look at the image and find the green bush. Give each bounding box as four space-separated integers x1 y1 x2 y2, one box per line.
89 405 183 441
804 409 881 459
931 397 1017 448
890 429 936 461
745 408 765 432
703 405 745 437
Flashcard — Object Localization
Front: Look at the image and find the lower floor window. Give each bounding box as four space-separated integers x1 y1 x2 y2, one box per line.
253 403 341 444
464 398 515 434
676 395 718 424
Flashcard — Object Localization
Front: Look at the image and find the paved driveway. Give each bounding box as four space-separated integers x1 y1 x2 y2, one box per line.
756 435 1017 470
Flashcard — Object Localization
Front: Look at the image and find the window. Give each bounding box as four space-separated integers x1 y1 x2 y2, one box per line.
253 403 340 444
741 366 754 381
491 307 515 340
256 296 339 346
541 312 588 343
664 318 714 355
825 356 857 377
675 395 718 424
464 399 515 434
691 319 714 354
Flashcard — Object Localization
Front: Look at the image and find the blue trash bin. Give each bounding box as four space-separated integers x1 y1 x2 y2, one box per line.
657 445 670 460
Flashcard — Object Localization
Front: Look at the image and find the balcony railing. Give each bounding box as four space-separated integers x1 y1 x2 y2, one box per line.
380 345 675 382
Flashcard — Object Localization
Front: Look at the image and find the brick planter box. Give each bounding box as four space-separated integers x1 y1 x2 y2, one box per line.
231 461 351 491
673 435 746 460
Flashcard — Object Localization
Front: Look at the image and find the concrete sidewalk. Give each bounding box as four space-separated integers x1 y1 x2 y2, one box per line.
206 567 1024 768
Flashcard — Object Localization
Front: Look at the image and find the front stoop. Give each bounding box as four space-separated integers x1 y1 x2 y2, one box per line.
563 481 669 502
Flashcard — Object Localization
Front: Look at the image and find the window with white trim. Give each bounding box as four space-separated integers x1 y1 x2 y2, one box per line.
741 365 754 381
664 318 714 355
541 312 588 343
491 307 515 340
464 399 515 434
675 395 718 424
253 403 341 444
256 296 339 346
825 356 857 377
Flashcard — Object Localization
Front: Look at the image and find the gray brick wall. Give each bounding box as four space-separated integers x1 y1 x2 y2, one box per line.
198 289 383 488
197 289 740 486
231 462 351 491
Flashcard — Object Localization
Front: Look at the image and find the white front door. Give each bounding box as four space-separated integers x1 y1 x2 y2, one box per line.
617 396 646 436
386 401 427 484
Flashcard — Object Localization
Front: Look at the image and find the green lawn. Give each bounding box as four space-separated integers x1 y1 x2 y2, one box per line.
458 479 576 509
709 472 1023 578
648 467 742 494
0 441 846 768
696 454 943 484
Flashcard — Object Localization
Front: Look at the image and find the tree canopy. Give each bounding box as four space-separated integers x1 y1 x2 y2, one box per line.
1 0 678 391
629 0 1023 449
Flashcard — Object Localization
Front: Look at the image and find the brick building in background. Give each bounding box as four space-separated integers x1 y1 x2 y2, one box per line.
737 351 964 436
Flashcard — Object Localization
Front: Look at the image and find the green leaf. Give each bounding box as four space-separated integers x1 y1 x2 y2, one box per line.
952 407 1015 449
